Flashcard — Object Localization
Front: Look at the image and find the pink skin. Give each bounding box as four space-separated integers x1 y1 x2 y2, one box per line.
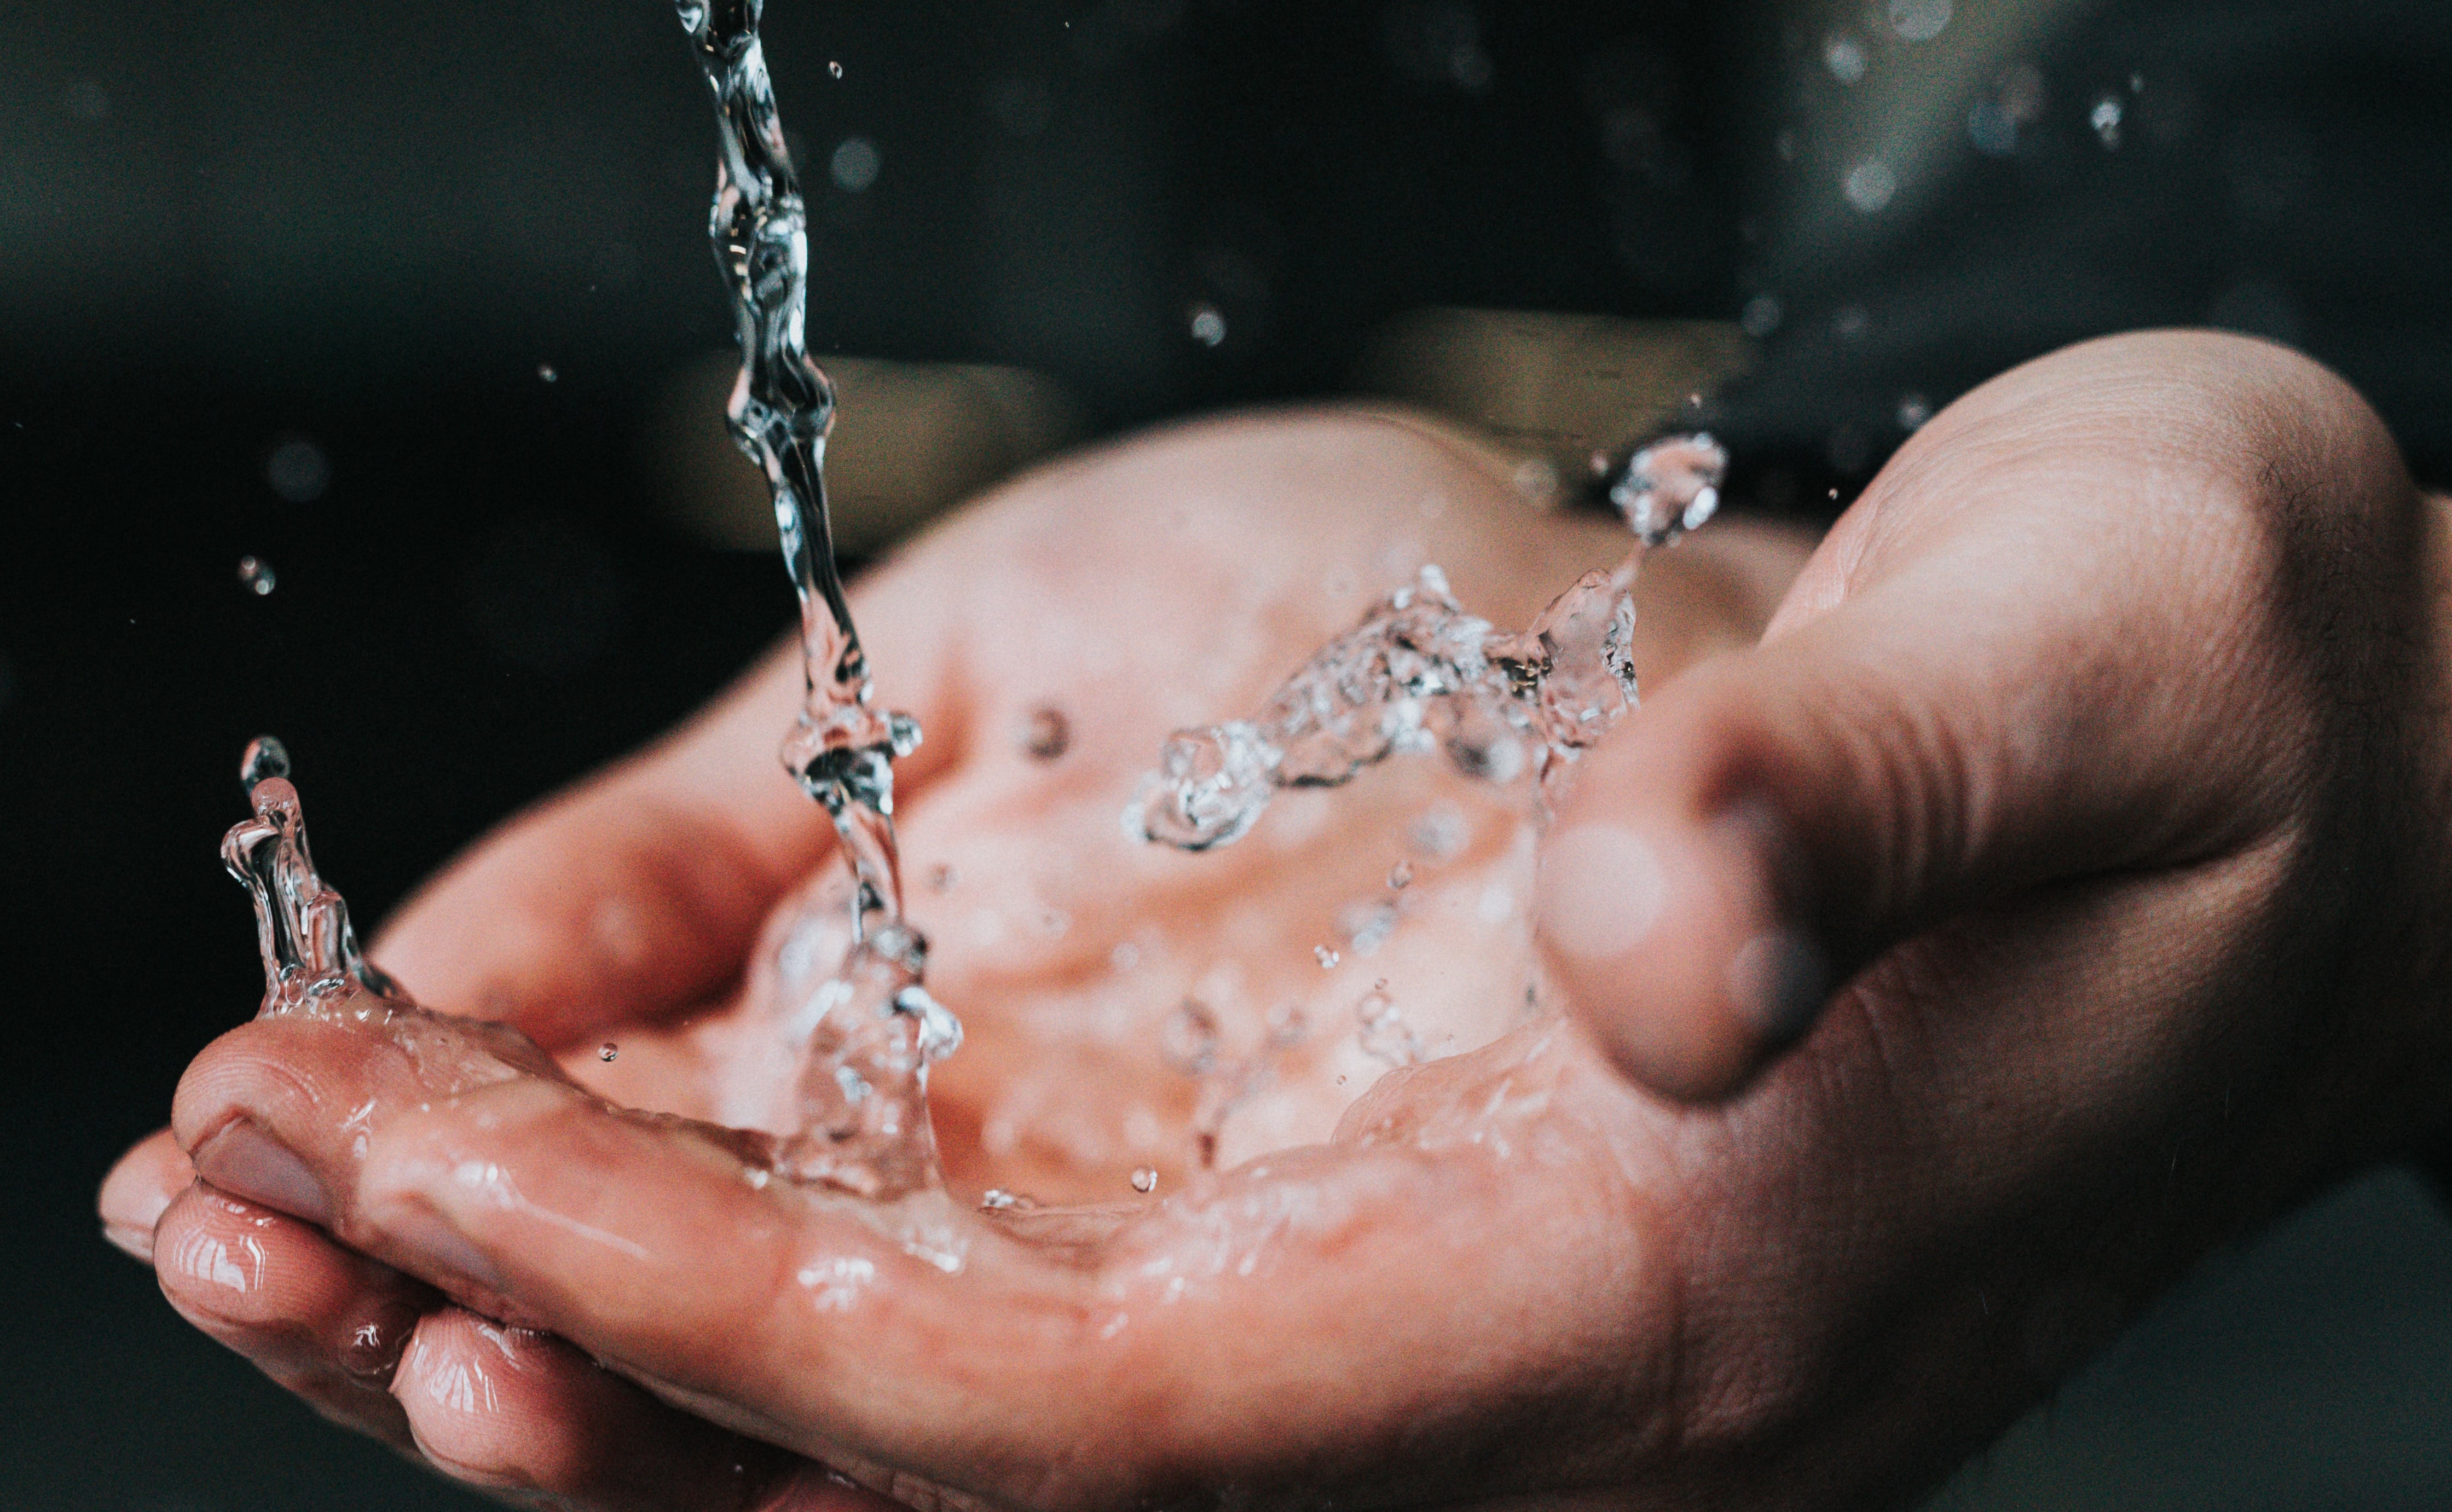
102 335 2452 1509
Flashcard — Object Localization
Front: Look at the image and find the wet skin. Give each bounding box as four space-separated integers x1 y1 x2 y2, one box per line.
104 333 2452 1510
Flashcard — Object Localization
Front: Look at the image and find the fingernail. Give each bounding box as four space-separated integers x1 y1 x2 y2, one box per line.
193 1120 332 1226
1537 821 1668 961
380 1201 509 1296
1727 929 1830 1047
101 1221 155 1264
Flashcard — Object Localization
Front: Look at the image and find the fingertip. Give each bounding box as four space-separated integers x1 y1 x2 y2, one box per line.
102 1220 158 1264
394 1305 817 1511
99 1127 190 1262
391 1309 571 1491
1537 780 1826 1103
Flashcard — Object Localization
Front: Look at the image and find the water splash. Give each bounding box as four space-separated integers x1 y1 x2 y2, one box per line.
766 922 962 1198
221 741 564 1098
223 739 403 1011
1170 1000 1310 1170
670 0 953 1199
1132 433 1725 852
1355 989 1422 1068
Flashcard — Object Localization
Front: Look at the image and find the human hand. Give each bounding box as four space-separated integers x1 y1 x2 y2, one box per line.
112 329 2449 1509
102 407 1808 1507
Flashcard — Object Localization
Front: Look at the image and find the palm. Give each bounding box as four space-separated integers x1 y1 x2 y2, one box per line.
112 407 1808 1509
558 409 1767 1207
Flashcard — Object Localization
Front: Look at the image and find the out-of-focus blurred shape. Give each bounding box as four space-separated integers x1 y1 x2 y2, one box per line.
651 353 1083 554
1351 309 1750 480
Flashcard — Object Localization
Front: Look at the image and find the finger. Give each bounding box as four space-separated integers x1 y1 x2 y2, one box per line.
323 1060 1663 1508
392 1306 900 1512
158 1044 895 1511
368 557 964 1048
100 1126 190 1262
1536 333 2410 1099
151 1181 430 1452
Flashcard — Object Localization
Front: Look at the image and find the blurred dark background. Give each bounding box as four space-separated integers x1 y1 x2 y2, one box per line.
6 0 2452 1505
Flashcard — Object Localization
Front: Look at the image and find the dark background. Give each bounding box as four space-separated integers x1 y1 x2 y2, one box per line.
6 0 2452 1506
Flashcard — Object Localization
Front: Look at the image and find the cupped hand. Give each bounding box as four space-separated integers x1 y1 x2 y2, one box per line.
102 405 1806 1508
106 331 2452 1510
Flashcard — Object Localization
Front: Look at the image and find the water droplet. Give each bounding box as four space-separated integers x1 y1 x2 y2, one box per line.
1021 705 1069 760
265 437 330 503
1189 304 1227 347
1161 999 1221 1076
1831 304 1870 341
830 135 881 192
1843 158 1898 214
598 1041 618 1062
239 735 292 791
1823 33 1866 85
1387 860 1414 890
1896 392 1933 431
1341 899 1398 956
1356 990 1422 1067
537 363 558 383
1408 806 1467 860
1887 0 1951 43
1609 433 1728 546
1268 1000 1310 1046
829 60 843 78
2089 93 2124 149
1130 1167 1158 1194
1315 945 1340 969
236 555 276 595
980 1187 1034 1210
1739 293 1784 338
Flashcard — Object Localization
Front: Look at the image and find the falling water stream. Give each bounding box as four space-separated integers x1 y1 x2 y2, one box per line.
668 0 957 1199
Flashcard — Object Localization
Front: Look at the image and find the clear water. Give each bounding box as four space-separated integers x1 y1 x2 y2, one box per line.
223 737 400 1009
1130 432 1724 1072
222 745 570 1098
669 0 954 1198
1132 433 1725 852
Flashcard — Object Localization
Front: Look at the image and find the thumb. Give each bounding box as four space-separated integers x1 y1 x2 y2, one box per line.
1532 542 2266 1102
